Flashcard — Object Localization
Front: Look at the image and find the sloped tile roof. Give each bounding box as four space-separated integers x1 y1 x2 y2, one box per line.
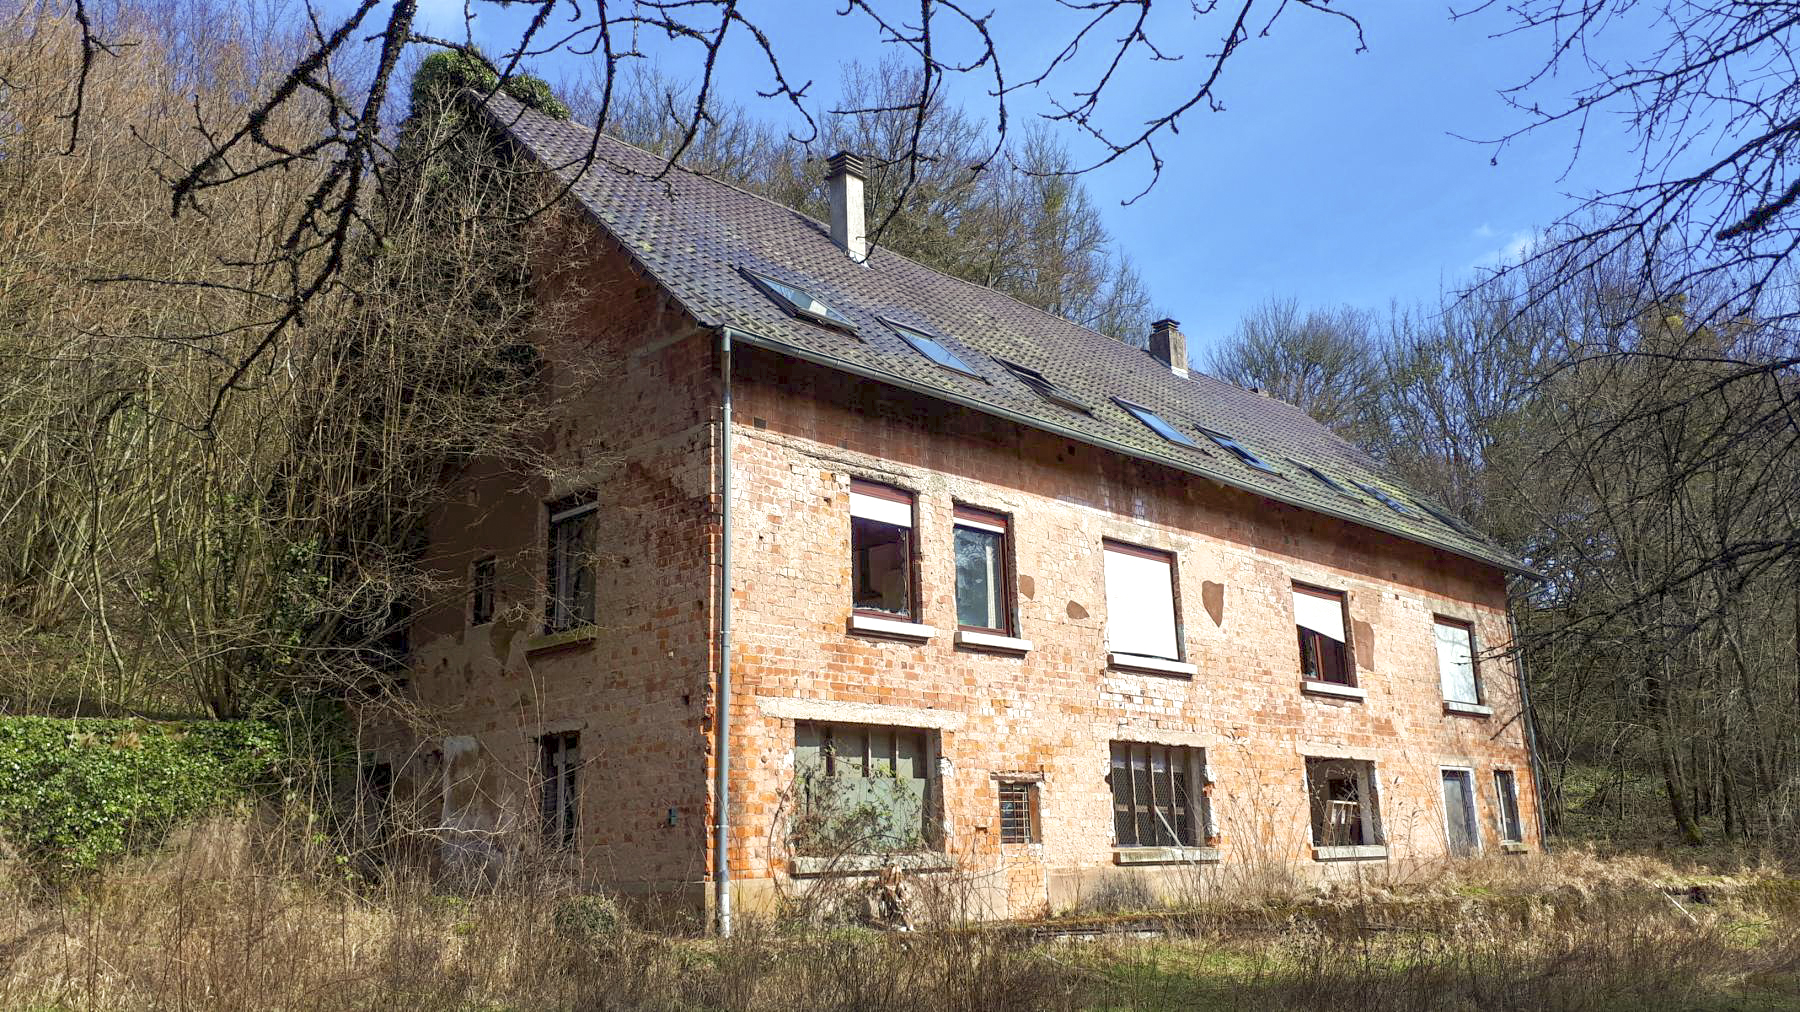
478 94 1532 577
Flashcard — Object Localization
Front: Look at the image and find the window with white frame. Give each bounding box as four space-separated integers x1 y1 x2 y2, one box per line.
1110 742 1209 847
545 497 596 633
1434 617 1482 704
850 480 915 618
1103 542 1181 661
953 505 1011 633
1305 757 1381 849
1441 768 1479 855
1494 769 1524 844
1293 585 1353 685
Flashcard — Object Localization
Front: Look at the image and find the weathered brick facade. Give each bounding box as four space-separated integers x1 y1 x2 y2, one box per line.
403 225 1539 921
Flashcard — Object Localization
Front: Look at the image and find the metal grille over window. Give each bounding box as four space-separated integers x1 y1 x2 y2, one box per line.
953 506 1009 633
546 498 596 633
850 481 914 618
540 733 580 849
1293 585 1352 684
997 781 1037 844
1110 742 1204 847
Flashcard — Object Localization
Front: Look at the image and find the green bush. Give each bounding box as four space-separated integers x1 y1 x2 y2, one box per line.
552 894 626 944
0 717 284 877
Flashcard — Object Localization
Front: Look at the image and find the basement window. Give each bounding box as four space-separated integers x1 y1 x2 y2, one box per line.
743 269 855 330
1353 480 1411 516
1103 541 1182 663
793 721 935 853
540 732 581 850
1434 617 1483 705
545 497 597 634
850 480 916 619
470 555 496 627
1197 426 1281 474
998 781 1040 844
1494 769 1524 844
1306 757 1382 850
996 358 1091 413
1294 584 1354 686
1293 460 1355 497
1115 398 1199 448
1110 742 1209 847
886 320 981 378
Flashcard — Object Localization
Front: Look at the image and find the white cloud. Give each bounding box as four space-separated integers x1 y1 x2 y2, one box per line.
1472 223 1495 239
1473 228 1540 268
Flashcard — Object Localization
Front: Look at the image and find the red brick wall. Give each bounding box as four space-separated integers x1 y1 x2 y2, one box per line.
722 348 1538 916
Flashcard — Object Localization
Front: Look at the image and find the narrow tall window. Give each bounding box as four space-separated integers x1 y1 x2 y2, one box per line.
540 732 580 849
998 781 1039 844
793 722 934 853
546 497 596 633
470 556 496 626
1434 618 1482 704
1110 742 1207 847
1441 768 1479 855
1293 585 1353 685
1494 769 1524 844
953 506 1010 633
1306 757 1381 848
850 481 914 618
1103 542 1181 661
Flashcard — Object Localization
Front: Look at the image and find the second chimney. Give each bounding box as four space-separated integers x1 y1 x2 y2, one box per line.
1149 318 1189 378
826 152 868 262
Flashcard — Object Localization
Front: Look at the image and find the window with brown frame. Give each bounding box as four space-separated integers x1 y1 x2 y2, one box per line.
1293 584 1353 685
545 496 596 634
997 781 1039 844
849 480 915 618
1109 742 1208 847
953 505 1011 634
1103 541 1182 661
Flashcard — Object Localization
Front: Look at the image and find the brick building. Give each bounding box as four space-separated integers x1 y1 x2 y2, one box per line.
396 95 1545 925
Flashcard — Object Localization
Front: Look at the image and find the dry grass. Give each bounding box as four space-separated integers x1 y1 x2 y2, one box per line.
1 819 1795 1011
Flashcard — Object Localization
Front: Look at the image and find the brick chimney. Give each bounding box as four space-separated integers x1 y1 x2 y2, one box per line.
1149 319 1189 378
826 152 868 263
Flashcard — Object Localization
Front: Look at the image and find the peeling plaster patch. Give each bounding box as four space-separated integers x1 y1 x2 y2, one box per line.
1066 601 1089 620
1354 620 1376 670
1201 581 1225 627
1018 574 1036 600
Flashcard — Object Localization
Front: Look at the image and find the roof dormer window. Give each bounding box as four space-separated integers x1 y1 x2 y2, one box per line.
743 269 855 330
1115 398 1199 449
885 320 981 378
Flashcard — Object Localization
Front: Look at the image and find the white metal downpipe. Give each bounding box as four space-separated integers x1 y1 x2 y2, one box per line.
714 328 735 935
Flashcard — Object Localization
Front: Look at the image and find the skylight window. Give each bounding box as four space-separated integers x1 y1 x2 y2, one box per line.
1353 480 1411 516
1412 498 1476 535
1293 461 1355 497
885 320 981 378
742 269 855 330
996 359 1090 413
1115 399 1199 449
1197 426 1281 475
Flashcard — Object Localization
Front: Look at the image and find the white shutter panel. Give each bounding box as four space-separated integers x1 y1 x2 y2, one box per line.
850 490 912 527
1435 621 1479 703
1292 590 1346 642
1103 547 1179 659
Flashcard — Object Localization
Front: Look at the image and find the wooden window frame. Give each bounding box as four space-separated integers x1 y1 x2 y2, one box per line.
1432 614 1483 705
1109 742 1210 848
997 780 1039 844
952 504 1013 635
545 497 597 634
1293 583 1356 687
1103 540 1185 662
849 479 918 621
470 555 497 627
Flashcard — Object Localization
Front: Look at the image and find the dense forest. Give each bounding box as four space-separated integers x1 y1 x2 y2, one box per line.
2 0 1797 852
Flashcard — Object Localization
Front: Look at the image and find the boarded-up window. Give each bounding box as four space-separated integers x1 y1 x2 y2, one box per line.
539 732 580 849
1110 742 1207 847
998 781 1038 844
1103 542 1180 660
850 481 914 618
1306 757 1380 847
793 722 933 854
1494 769 1524 843
546 498 596 633
1434 618 1481 704
1294 585 1352 685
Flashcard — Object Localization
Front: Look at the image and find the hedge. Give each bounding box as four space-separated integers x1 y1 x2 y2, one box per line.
0 717 284 877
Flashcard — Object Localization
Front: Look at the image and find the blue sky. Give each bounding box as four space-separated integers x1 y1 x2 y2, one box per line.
412 2 1644 357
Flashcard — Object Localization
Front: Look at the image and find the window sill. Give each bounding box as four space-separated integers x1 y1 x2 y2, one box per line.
527 626 598 655
1107 652 1197 678
1444 700 1493 717
1112 846 1221 866
1500 841 1529 854
954 629 1033 655
1301 679 1366 701
1313 844 1388 862
791 852 952 877
847 614 936 641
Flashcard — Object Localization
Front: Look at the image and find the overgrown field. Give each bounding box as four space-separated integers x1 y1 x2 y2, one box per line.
3 818 1795 1011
